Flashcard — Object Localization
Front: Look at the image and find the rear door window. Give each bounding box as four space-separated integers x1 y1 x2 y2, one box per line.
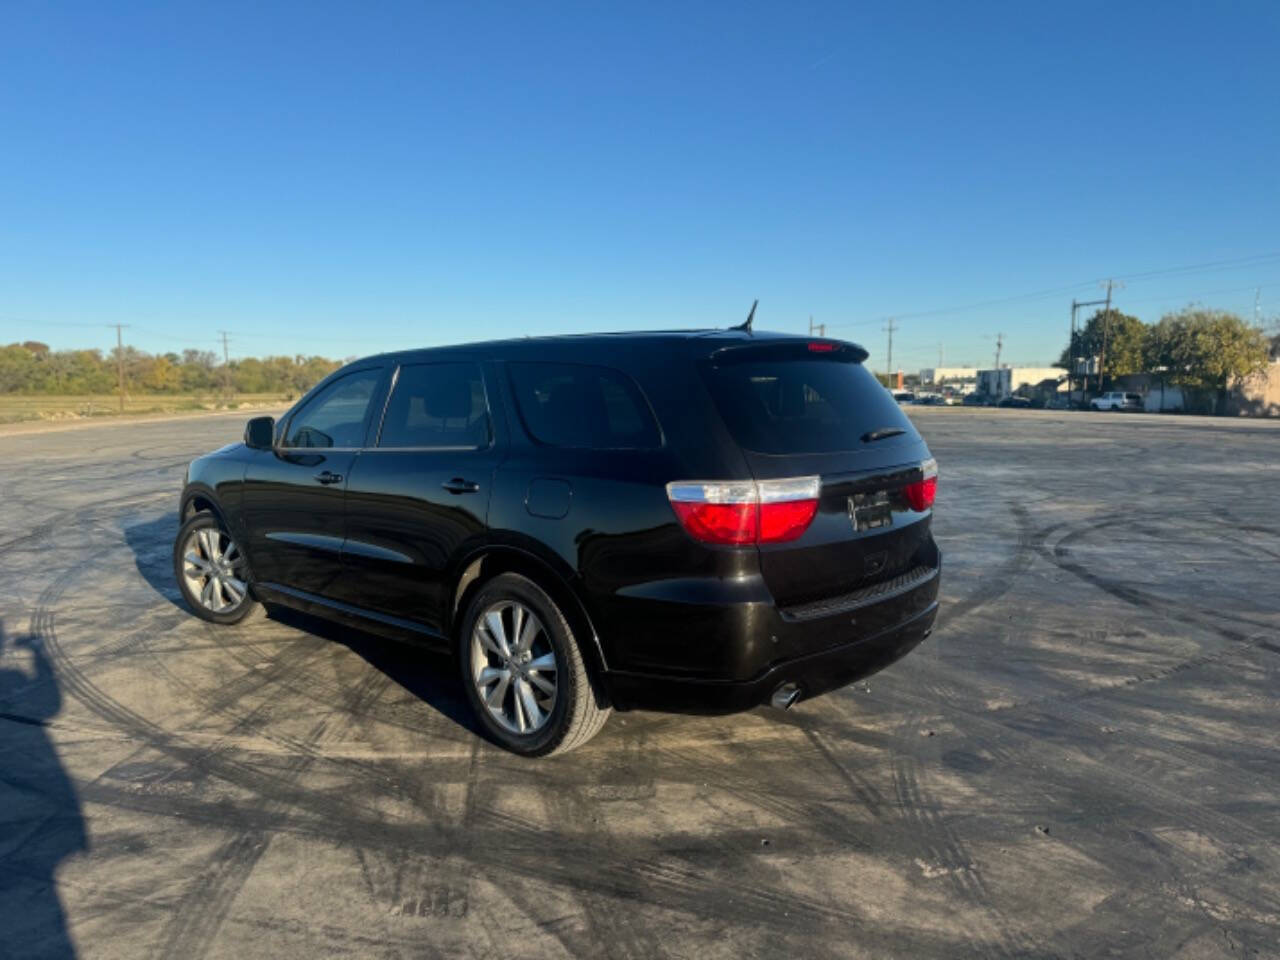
702 350 911 455
377 362 491 449
507 361 661 449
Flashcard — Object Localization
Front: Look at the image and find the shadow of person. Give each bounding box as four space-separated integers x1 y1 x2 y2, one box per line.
0 619 86 960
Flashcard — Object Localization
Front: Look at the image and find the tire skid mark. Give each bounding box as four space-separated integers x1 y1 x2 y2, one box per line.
467 803 860 929
33 567 397 835
935 501 1037 630
647 735 882 846
1038 512 1278 643
886 689 1043 960
538 791 653 959
152 717 332 960
886 681 1280 853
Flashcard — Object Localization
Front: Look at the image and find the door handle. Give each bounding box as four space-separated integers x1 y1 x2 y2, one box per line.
314 470 344 485
441 477 480 495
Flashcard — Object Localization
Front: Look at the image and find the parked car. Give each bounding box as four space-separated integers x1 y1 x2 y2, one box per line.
915 393 948 406
175 331 942 756
1090 391 1143 411
997 395 1032 408
961 392 991 406
891 390 916 404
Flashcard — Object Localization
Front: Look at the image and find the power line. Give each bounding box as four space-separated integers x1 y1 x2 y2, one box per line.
823 250 1280 329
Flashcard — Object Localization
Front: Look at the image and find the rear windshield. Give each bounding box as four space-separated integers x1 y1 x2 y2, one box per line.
702 355 912 455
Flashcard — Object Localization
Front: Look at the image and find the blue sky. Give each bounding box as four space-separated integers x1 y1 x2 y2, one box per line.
2 0 1278 371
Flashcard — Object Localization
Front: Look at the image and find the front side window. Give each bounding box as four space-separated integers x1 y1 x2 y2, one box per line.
378 362 490 449
508 361 661 450
283 369 381 448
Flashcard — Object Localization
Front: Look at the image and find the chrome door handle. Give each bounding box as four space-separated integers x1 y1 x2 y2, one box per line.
441 478 480 494
315 471 344 485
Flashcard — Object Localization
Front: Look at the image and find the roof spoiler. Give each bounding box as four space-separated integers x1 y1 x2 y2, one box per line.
706 339 870 365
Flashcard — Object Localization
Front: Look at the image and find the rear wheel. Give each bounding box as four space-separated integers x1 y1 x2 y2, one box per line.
458 573 610 757
173 511 258 624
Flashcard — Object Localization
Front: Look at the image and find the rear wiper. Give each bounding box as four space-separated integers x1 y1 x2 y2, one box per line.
861 427 906 443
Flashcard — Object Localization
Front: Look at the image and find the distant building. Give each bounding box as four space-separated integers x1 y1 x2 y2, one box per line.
918 366 978 385
977 367 1067 399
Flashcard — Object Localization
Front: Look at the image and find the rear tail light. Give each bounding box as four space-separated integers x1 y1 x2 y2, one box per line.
902 458 938 512
667 476 821 545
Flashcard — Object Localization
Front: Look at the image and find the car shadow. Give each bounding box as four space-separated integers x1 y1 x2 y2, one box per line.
0 618 87 959
265 605 481 735
123 513 187 614
123 513 481 738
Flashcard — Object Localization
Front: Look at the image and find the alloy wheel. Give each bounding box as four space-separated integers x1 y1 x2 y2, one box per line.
181 526 249 614
470 600 558 735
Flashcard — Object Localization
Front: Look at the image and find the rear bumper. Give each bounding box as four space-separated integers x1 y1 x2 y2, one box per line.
603 595 938 715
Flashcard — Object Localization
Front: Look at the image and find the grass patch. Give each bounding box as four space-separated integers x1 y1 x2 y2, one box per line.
0 394 292 424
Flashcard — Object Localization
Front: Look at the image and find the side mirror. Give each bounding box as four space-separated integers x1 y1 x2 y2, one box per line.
244 416 275 450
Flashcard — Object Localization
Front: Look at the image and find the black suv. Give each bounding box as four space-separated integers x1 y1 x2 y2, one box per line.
174 331 941 755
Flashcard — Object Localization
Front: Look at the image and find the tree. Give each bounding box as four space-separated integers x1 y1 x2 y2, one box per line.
1147 307 1270 413
1059 309 1146 382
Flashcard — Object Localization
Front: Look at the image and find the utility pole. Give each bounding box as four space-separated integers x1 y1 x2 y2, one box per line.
1255 287 1263 326
1097 279 1115 393
938 342 944 368
884 317 897 381
218 330 232 403
808 316 825 337
1071 295 1108 396
110 324 129 412
1069 300 1077 400
994 332 1003 369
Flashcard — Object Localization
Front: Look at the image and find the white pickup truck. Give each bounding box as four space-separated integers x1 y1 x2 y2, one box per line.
1090 391 1143 412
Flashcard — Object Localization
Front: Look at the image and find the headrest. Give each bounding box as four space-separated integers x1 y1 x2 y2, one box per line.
422 377 474 419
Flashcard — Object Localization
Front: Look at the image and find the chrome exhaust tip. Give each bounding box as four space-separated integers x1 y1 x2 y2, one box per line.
771 682 802 710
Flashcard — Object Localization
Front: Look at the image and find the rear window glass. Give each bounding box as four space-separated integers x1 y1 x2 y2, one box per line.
508 361 661 449
702 356 912 455
378 362 490 448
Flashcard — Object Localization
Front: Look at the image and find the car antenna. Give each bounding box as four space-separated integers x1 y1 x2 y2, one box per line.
730 299 758 333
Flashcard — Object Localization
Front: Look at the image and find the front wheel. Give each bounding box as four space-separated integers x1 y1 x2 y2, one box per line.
173 511 258 624
458 573 610 757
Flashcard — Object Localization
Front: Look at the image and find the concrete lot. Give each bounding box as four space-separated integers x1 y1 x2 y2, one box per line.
1 408 1277 959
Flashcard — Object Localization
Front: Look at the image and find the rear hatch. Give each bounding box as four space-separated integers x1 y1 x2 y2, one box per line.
699 339 937 611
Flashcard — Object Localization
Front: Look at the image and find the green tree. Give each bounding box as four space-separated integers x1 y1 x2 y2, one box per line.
1147 307 1270 413
1059 309 1147 381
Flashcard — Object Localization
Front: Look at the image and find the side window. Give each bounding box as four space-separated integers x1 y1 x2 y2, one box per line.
508 361 661 450
378 362 491 449
283 369 381 449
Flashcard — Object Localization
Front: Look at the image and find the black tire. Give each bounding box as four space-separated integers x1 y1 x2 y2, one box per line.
457 572 610 757
173 511 259 625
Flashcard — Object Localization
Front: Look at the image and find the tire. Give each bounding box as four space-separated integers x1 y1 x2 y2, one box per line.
457 572 610 757
173 511 259 625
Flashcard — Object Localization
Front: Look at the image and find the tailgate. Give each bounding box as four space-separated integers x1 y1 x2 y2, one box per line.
698 338 938 609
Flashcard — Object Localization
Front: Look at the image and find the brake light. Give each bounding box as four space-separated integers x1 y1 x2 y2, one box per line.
808 341 836 353
902 458 938 511
667 477 821 545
